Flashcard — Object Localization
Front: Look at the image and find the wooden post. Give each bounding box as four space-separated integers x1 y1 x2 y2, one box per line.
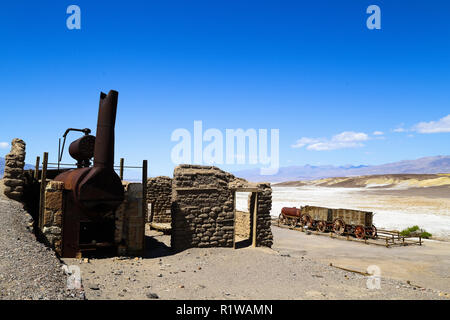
119 158 124 180
34 156 40 179
38 152 48 230
252 192 258 248
232 191 236 249
141 160 148 253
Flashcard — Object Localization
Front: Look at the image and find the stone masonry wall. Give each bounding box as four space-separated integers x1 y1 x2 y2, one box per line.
3 139 26 201
42 181 64 256
248 183 273 247
146 176 172 223
115 182 145 256
234 211 251 239
171 165 235 251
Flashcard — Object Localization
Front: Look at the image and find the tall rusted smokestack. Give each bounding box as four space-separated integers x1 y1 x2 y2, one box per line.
94 90 118 169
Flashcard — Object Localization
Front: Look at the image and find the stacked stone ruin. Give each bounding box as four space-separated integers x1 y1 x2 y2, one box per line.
146 176 172 223
42 181 64 255
170 164 273 251
3 139 26 201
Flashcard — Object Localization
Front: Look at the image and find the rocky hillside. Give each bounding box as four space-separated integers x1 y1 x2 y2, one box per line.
275 173 450 189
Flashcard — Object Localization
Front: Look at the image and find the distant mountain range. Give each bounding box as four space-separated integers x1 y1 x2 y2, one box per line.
3 155 450 183
0 157 6 178
234 155 450 182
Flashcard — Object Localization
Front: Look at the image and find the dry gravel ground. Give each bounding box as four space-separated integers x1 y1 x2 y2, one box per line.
63 225 450 300
0 182 83 300
1 178 449 300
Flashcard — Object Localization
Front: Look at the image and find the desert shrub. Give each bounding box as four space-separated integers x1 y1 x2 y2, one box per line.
400 225 432 239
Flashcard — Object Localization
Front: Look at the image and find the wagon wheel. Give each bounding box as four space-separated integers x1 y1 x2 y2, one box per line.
317 220 327 233
369 225 378 239
278 214 284 226
355 225 366 239
289 218 298 228
301 214 313 229
332 218 346 236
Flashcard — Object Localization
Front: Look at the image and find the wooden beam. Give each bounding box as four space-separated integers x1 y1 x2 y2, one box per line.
233 187 259 192
232 191 237 249
142 160 148 253
148 202 155 225
34 156 40 180
252 192 258 248
119 158 124 180
38 152 48 230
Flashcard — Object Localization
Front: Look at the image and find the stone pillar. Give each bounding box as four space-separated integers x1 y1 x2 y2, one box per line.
3 138 26 201
42 181 64 255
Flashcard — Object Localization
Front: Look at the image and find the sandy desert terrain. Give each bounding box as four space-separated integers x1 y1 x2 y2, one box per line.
236 185 450 240
62 225 450 300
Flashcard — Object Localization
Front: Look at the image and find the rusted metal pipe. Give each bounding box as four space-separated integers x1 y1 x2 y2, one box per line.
94 90 118 169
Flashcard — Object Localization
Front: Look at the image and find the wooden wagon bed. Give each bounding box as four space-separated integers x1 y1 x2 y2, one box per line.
274 219 423 248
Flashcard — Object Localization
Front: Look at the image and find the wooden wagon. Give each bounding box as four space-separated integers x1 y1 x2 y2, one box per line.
279 205 377 239
331 208 376 238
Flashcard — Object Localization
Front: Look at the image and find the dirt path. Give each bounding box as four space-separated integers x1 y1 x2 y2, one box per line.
62 225 449 300
272 225 450 293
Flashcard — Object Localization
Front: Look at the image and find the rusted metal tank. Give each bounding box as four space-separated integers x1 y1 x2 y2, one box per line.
281 207 301 217
55 90 124 218
68 134 96 168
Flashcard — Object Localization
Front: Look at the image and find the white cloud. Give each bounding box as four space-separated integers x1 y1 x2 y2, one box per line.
332 131 368 142
373 131 384 135
291 137 322 148
292 131 369 151
393 127 406 133
0 142 9 149
413 114 450 133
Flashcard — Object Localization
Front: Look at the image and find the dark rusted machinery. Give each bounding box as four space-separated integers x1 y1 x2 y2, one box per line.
55 90 124 257
279 205 377 239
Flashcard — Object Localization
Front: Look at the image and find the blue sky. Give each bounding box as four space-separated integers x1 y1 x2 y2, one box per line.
0 1 449 177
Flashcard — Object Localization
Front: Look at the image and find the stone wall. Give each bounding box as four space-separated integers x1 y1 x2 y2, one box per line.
170 164 273 250
3 139 26 201
115 182 145 256
42 181 64 255
171 165 235 251
234 211 251 239
248 183 273 247
146 176 172 223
